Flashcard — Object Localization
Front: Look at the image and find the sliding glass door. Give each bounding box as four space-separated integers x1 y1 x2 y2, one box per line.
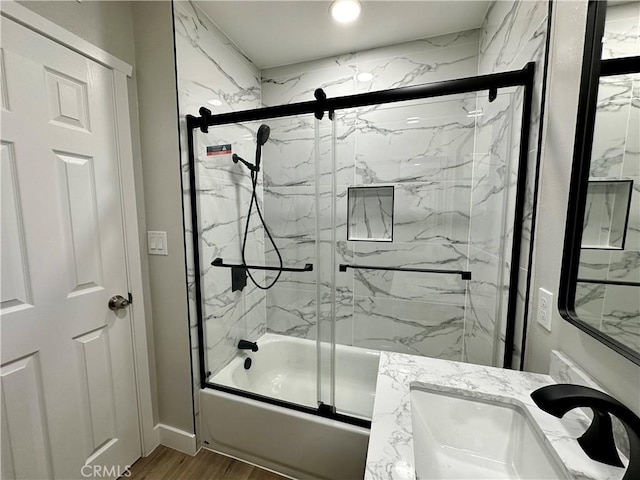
187 67 533 425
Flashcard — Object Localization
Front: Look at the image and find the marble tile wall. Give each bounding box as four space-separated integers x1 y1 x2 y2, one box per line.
260 2 550 368
576 2 640 353
261 31 482 361
173 1 263 443
601 1 640 60
477 0 550 369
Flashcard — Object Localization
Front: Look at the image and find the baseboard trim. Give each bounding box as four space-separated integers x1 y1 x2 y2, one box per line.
155 423 197 456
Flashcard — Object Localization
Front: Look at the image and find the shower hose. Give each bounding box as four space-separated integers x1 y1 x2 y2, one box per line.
241 161 283 290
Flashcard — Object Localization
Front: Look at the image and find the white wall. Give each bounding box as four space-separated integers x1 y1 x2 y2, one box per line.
131 1 194 434
16 0 136 65
526 0 640 416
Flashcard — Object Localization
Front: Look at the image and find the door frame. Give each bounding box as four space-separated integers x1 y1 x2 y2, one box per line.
1 0 159 456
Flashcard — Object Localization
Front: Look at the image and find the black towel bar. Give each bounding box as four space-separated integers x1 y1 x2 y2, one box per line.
577 278 640 287
338 263 472 280
212 258 313 273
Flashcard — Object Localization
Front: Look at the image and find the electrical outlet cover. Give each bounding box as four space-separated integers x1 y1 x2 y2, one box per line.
538 288 553 332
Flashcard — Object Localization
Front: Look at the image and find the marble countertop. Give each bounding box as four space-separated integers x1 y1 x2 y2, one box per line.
364 352 626 480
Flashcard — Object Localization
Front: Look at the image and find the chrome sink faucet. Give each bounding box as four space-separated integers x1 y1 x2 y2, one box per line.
531 384 639 480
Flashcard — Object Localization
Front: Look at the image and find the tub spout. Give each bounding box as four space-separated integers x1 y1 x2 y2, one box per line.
238 339 258 352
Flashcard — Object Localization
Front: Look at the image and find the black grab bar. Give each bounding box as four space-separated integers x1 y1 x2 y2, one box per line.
338 263 472 280
212 258 313 293
212 257 313 272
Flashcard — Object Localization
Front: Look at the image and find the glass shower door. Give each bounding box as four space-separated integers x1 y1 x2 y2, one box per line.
327 89 524 419
196 113 329 413
323 106 380 421
194 85 527 424
315 113 338 414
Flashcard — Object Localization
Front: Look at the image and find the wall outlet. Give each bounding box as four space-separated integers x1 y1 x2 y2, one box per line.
537 288 553 332
147 231 168 255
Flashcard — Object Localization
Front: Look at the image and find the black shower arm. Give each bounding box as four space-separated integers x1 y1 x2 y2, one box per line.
232 153 258 172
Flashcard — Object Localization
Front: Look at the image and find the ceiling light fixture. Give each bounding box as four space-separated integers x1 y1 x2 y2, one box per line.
357 72 373 82
330 0 361 23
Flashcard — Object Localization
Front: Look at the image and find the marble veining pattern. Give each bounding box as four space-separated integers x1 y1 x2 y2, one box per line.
174 1 265 441
476 0 550 367
479 0 547 75
352 242 469 307
601 2 640 60
258 2 550 366
465 247 506 366
260 28 483 358
365 351 626 480
353 297 465 360
348 187 394 242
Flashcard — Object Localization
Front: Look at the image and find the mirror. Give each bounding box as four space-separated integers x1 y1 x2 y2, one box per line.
560 0 640 365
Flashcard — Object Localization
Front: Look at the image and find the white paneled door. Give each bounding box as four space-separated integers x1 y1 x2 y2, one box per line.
1 17 141 480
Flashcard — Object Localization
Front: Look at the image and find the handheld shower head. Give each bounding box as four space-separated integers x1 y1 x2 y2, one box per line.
233 124 271 173
255 124 270 171
257 124 270 146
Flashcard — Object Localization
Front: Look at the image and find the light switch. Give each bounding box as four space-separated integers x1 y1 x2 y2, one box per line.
147 231 168 255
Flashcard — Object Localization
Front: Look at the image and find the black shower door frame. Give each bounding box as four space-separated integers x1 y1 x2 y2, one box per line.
185 62 535 427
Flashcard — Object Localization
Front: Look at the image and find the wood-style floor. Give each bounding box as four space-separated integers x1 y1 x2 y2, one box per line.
127 445 287 480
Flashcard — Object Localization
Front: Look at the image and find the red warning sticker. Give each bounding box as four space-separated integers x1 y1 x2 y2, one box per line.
206 144 232 156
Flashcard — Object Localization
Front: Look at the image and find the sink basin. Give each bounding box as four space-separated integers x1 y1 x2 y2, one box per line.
410 387 568 479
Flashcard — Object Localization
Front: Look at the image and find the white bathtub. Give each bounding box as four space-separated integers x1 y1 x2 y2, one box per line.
200 333 380 479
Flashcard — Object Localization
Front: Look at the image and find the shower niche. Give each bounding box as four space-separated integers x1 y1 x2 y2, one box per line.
582 179 634 250
347 186 394 242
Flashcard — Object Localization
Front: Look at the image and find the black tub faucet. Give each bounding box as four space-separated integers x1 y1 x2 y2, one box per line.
531 384 640 480
238 339 258 352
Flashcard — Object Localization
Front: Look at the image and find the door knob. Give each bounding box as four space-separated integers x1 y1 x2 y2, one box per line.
108 295 130 311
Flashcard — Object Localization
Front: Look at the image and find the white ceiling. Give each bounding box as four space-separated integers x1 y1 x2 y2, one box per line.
194 1 492 70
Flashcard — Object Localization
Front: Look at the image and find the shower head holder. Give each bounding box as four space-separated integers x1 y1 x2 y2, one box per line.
232 153 258 172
